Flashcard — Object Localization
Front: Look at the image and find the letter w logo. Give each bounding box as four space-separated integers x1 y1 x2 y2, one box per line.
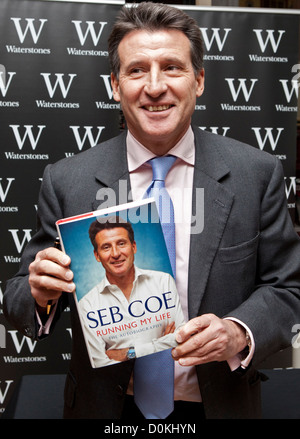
279 80 299 102
8 229 32 253
72 21 107 46
70 126 105 150
10 18 47 44
251 127 284 151
41 73 77 98
0 178 15 202
0 381 13 405
253 29 285 53
200 28 231 51
225 78 258 102
0 71 16 97
8 330 37 353
9 125 46 150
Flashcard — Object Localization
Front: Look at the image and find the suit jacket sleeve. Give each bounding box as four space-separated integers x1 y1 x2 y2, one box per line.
225 157 300 366
3 164 68 339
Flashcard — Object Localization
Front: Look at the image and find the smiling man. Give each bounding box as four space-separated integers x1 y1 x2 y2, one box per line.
111 28 204 155
4 2 300 420
92 222 137 296
77 218 184 368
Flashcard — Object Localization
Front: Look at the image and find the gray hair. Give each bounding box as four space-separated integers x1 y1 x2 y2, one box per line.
108 2 204 78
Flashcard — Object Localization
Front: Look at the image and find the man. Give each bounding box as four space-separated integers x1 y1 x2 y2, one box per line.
78 218 185 368
4 3 300 419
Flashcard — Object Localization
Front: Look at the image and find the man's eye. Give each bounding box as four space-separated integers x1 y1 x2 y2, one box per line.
129 68 144 75
166 65 180 72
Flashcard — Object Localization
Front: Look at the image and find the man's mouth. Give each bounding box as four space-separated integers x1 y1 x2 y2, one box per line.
144 104 172 112
111 260 125 266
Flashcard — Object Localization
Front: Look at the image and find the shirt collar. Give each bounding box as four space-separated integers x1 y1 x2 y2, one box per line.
101 266 147 293
127 127 195 173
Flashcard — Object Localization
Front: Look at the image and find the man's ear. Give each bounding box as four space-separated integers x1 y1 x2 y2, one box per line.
94 249 101 263
196 68 205 98
111 73 120 102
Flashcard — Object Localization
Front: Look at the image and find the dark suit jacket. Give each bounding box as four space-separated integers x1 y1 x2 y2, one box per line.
4 127 300 419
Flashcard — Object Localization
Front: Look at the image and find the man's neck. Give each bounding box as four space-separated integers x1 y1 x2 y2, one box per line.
127 126 192 156
106 267 135 300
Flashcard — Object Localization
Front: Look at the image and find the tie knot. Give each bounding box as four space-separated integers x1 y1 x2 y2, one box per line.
148 155 176 182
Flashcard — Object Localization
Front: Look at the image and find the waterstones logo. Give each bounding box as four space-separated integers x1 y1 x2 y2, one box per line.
251 127 284 152
200 28 234 61
70 126 105 150
284 177 296 201
9 229 32 253
5 125 49 160
2 331 46 364
0 67 19 108
0 381 13 407
63 126 106 157
249 29 287 63
0 70 16 97
0 178 15 203
0 178 18 213
221 78 260 111
7 18 50 55
67 21 108 56
253 29 285 53
275 79 299 112
95 75 120 110
72 21 107 46
36 73 79 109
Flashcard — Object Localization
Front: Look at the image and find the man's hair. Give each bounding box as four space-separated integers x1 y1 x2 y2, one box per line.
108 2 204 78
89 216 135 251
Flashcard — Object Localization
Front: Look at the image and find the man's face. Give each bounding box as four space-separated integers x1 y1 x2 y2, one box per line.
111 29 204 155
94 227 136 283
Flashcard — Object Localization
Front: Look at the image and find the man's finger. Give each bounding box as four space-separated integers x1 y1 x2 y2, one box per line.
36 247 71 266
175 314 212 343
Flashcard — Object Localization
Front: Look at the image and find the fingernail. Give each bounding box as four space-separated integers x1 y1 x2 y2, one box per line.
65 270 73 280
61 255 70 265
67 282 75 292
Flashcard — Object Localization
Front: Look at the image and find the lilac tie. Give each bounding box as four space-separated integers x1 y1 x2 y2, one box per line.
133 155 176 419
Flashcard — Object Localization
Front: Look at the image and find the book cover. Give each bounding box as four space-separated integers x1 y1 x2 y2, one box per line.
56 198 185 368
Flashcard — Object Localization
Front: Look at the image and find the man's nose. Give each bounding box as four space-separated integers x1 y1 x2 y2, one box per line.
111 245 120 258
144 68 167 97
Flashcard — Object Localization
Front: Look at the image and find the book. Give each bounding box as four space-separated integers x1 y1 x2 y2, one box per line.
56 198 185 368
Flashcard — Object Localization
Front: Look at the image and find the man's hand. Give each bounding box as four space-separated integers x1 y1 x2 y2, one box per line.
163 321 175 335
172 313 247 366
29 247 75 309
106 348 129 362
106 322 176 362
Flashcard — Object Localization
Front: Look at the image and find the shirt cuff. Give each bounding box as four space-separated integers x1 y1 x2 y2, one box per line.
224 317 255 371
36 301 58 337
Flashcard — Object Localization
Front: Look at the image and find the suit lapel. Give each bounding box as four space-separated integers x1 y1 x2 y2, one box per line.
188 128 234 319
92 132 132 211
